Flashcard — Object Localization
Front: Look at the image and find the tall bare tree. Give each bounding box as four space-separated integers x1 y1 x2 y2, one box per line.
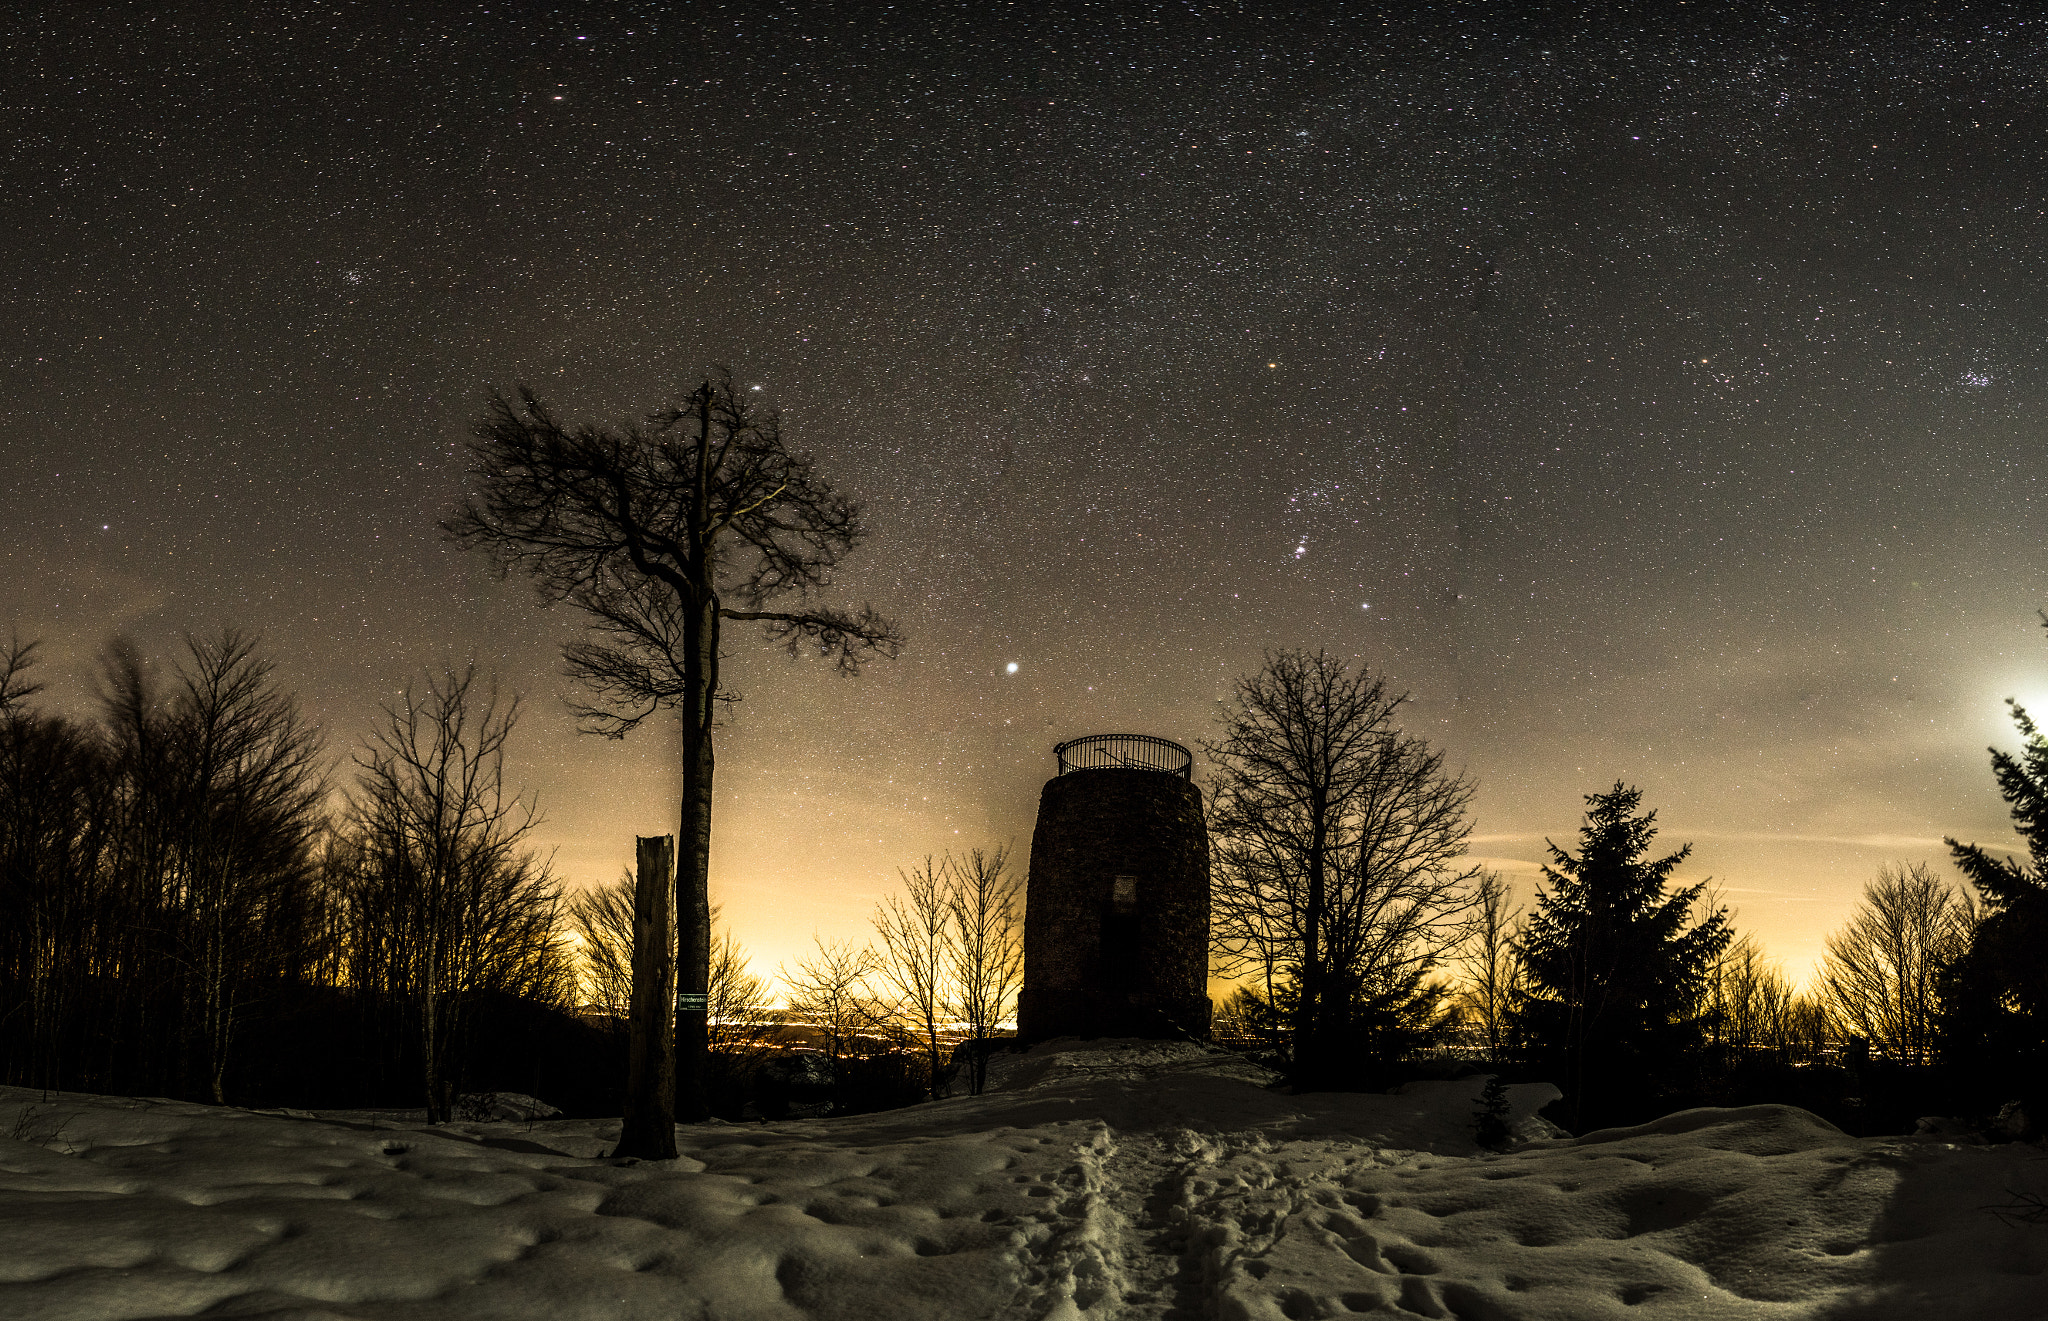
1454 870 1525 1061
1 633 332 1100
1328 728 1481 1047
1206 650 1478 1086
95 632 328 1103
447 372 902 1126
164 632 329 1103
1691 916 1832 1066
1820 861 1975 1065
946 846 1022 1096
1705 930 1787 1052
571 884 772 1038
0 637 40 716
1208 651 1396 1082
873 857 952 1100
1208 840 1295 1014
340 666 566 1122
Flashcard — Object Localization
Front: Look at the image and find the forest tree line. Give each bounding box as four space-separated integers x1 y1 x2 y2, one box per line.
0 630 1018 1120
0 633 588 1114
3 629 2044 1137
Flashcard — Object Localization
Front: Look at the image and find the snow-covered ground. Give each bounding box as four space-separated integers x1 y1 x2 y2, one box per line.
4 1041 2045 1319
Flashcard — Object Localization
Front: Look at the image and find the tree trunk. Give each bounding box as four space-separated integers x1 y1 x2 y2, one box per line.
675 600 716 1123
616 834 678 1158
1296 809 1328 1088
422 983 449 1124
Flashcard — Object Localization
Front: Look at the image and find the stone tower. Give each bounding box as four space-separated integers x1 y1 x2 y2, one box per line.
1017 734 1211 1042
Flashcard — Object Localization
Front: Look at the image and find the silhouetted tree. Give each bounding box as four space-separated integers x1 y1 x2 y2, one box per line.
781 936 891 1110
870 847 1026 1099
0 637 39 716
1518 782 1730 1128
945 846 1022 1096
338 666 567 1122
1472 1075 1513 1151
568 870 638 1019
1 633 333 1100
0 639 114 1091
703 922 781 1112
447 372 903 1126
1703 929 1806 1060
1215 984 1289 1052
1820 862 1974 1066
101 631 328 1103
874 857 951 1100
1454 870 1526 1062
1944 616 2048 1133
1207 649 1478 1088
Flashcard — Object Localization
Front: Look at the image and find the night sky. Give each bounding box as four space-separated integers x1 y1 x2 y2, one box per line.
8 2 2046 989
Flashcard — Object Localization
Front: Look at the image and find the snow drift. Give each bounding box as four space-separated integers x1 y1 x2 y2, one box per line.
3 1039 2044 1319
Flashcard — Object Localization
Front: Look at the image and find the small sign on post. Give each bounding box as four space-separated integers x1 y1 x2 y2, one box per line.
677 992 708 1012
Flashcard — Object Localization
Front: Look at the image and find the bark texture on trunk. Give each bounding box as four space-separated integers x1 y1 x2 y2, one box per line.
616 833 677 1158
675 601 715 1123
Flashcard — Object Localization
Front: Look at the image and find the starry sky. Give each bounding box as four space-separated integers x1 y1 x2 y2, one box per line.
7 2 2047 990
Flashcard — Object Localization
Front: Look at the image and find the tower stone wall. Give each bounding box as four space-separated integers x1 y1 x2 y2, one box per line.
1018 767 1211 1042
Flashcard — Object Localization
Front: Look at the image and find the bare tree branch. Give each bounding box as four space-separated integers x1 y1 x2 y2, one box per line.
722 604 905 674
781 936 890 1111
0 636 43 719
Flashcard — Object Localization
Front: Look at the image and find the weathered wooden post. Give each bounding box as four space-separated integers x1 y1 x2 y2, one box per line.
615 834 677 1159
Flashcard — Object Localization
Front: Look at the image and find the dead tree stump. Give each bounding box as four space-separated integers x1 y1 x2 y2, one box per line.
616 834 677 1158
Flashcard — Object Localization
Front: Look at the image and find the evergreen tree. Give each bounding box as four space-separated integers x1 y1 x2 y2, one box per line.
1472 1076 1513 1151
1943 617 2048 1134
1518 782 1730 1128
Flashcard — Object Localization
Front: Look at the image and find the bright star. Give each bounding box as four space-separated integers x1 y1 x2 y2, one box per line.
1005 662 1019 674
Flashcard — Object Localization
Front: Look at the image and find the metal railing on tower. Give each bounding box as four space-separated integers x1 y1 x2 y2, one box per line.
1053 734 1193 780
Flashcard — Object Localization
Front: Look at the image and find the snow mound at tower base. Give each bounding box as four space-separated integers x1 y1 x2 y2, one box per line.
3 1040 2044 1320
